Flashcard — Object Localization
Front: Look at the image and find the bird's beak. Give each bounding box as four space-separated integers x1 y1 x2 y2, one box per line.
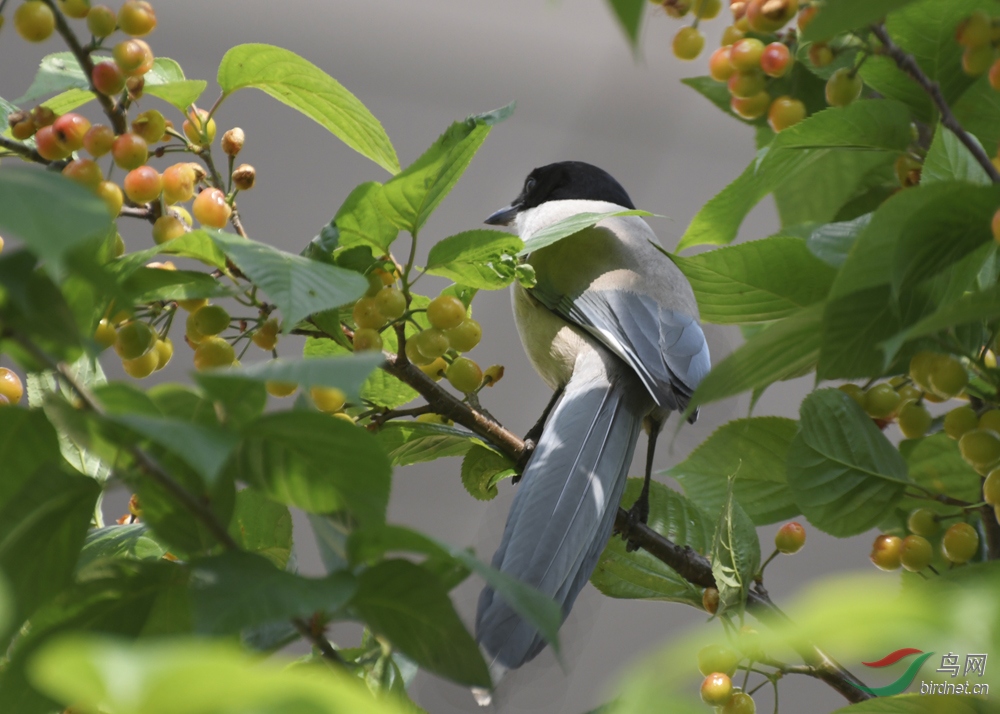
484 204 519 226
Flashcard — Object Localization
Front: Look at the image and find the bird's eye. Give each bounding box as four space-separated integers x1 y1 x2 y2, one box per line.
525 177 536 192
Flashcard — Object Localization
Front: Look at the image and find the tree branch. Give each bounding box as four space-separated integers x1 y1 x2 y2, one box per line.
39 0 127 134
871 22 1000 183
0 135 49 165
980 503 1000 560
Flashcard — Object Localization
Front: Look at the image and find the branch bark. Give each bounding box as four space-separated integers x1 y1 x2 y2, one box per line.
871 22 1000 183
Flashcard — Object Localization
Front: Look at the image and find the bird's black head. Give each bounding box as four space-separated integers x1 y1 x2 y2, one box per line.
485 161 635 226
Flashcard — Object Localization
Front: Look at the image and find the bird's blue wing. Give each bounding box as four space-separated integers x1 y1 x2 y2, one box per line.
530 286 710 416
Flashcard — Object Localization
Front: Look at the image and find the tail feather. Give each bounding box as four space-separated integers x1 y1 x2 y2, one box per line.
476 350 647 669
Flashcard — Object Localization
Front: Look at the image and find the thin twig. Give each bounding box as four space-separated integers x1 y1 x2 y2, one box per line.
39 0 127 134
0 135 48 165
979 504 1000 560
871 22 1000 183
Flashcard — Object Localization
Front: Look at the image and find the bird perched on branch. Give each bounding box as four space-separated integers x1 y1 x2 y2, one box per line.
475 161 710 681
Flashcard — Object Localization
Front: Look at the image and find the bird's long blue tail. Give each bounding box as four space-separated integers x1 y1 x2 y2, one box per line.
475 350 646 669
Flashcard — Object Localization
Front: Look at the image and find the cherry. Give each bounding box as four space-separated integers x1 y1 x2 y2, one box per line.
117 1 156 36
899 535 932 572
760 42 792 77
737 626 763 660
192 305 230 336
185 312 207 346
728 70 766 98
745 0 797 32
447 357 483 393
897 402 931 439
941 522 979 564
693 0 721 19
808 42 834 68
984 468 1000 506
721 24 745 46
702 586 720 614
232 164 256 191
122 349 159 379
94 319 117 350
193 337 235 371
113 38 154 77
729 38 765 72
96 181 123 217
15 1 55 42
222 128 245 157
959 429 1000 473
35 126 72 161
928 355 967 399
310 386 347 414
957 11 992 47
963 45 995 76
53 113 92 152
163 163 198 204
266 381 297 398
419 357 448 381
797 5 817 31
252 318 280 351
154 338 173 370
374 287 407 321
92 61 126 96
907 508 939 537
700 673 733 706
709 47 736 82
9 112 37 141
672 26 705 61
993 209 1000 244
826 68 863 107
86 5 116 37
352 328 383 352
114 233 126 257
721 692 756 714
404 339 434 366
730 91 771 120
114 320 156 360
413 328 450 359
178 298 208 313
83 125 115 157
131 109 166 144
774 521 806 554
444 318 482 353
427 295 467 330
353 297 387 330
838 383 865 405
192 188 231 228
870 534 903 571
59 0 91 19
767 96 806 132
697 644 740 677
864 383 901 419
0 368 24 405
62 159 104 190
183 108 217 146
152 216 186 245
483 364 505 386
112 133 149 170
123 166 162 204
979 409 1000 434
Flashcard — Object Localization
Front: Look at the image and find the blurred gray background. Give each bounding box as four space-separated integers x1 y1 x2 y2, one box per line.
0 1 879 712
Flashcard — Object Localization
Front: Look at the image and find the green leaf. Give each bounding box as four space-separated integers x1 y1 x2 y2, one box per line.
668 237 835 324
350 560 490 687
211 353 383 404
806 214 871 269
382 105 513 235
592 480 712 606
228 488 293 569
77 525 167 573
519 209 654 255
212 231 368 330
217 44 399 174
669 418 799 525
819 285 907 378
16 53 87 105
678 101 912 252
0 170 112 279
190 551 356 635
924 126 992 186
234 411 391 524
332 182 399 252
120 267 233 304
348 524 562 656
460 445 517 501
710 478 761 614
828 694 998 714
889 433 983 523
882 284 1000 360
309 514 351 574
304 337 418 410
0 407 63 505
689 304 822 409
155 229 228 269
425 230 523 290
800 0 917 42
786 389 909 537
605 0 645 51
142 58 206 111
193 375 267 431
29 636 415 714
954 74 1000 158
375 421 487 466
0 464 101 628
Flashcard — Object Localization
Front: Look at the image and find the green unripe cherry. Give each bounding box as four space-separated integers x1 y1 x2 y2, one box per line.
114 320 156 360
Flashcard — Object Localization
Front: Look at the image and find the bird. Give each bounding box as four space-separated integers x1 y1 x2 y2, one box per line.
474 161 711 679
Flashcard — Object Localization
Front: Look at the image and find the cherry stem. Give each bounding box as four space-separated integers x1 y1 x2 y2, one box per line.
871 22 1000 183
